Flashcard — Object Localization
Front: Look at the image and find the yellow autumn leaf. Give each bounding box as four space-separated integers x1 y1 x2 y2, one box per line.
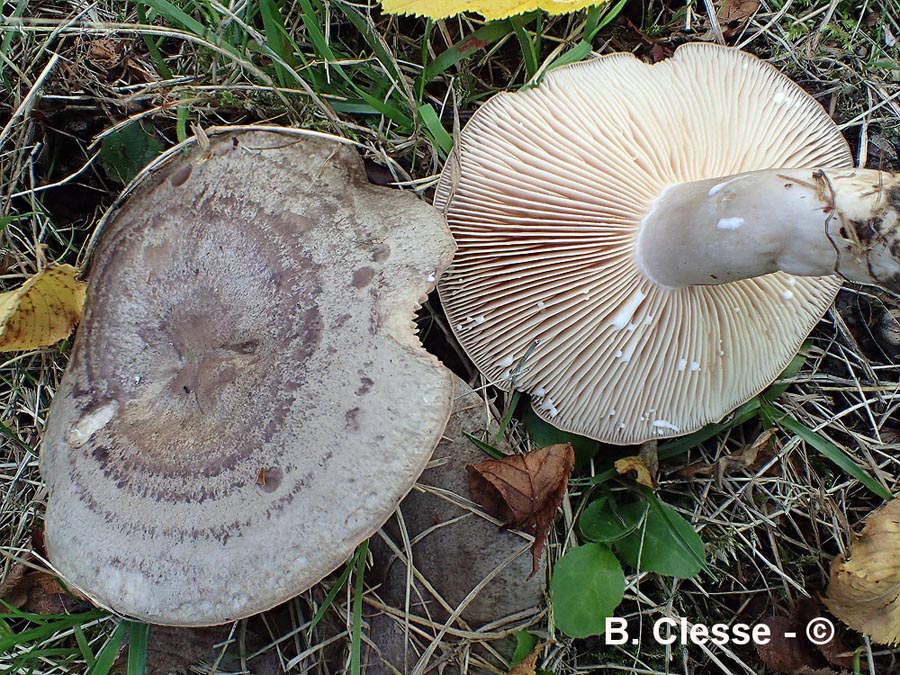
381 0 605 21
0 265 86 351
824 498 900 645
614 441 659 489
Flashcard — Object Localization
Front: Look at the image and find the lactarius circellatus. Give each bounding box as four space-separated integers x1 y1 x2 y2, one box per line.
436 42 899 445
40 127 455 626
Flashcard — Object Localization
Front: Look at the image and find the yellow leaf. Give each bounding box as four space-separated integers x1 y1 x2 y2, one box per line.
381 0 605 21
614 440 659 489
824 498 900 645
0 265 86 352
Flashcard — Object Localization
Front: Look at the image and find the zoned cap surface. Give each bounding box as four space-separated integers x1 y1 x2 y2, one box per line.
41 128 455 625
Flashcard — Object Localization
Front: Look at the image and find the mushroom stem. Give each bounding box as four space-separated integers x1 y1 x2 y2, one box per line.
636 168 900 293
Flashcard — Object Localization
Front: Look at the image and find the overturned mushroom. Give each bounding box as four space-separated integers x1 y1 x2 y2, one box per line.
40 127 455 625
436 43 899 444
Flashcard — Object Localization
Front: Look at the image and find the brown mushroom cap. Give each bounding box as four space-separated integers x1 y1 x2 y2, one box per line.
40 128 455 625
436 43 851 444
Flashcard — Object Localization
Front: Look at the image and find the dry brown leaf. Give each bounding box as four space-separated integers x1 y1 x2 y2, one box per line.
825 498 900 644
717 0 760 23
0 265 85 351
755 616 817 674
467 443 574 574
0 560 85 614
676 428 774 483
756 599 852 674
614 440 659 489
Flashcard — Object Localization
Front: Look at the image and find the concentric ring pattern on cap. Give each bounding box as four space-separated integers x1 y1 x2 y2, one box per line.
41 128 455 625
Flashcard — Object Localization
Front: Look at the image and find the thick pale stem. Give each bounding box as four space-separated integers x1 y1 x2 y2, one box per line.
636 168 900 293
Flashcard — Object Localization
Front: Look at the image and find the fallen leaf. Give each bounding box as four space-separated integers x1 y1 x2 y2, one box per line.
755 616 817 674
84 37 124 72
614 440 659 489
381 0 607 21
467 443 574 574
756 599 853 674
717 0 760 24
0 558 86 614
797 598 854 671
676 428 774 485
825 498 900 644
0 265 86 351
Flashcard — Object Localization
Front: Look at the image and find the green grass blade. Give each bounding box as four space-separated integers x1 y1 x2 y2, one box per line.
658 349 809 459
545 0 628 72
590 0 629 35
87 622 127 675
140 0 213 44
418 103 453 155
258 0 300 86
73 624 96 668
135 3 173 79
308 550 357 636
511 15 539 80
297 0 340 60
421 21 515 83
0 419 33 452
762 349 808 402
350 540 368 675
657 399 760 459
175 102 188 144
464 431 506 459
0 0 28 86
417 18 435 102
761 403 891 500
0 610 106 652
578 468 618 486
296 0 413 129
495 390 522 445
333 3 406 87
126 622 149 675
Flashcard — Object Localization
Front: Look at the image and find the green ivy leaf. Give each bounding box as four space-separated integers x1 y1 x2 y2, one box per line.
614 497 706 579
550 543 625 638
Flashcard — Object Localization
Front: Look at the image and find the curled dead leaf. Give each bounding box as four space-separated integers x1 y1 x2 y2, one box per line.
825 498 900 645
676 428 774 486
467 443 574 575
0 265 85 351
717 0 760 24
614 440 659 489
0 557 86 615
756 599 853 674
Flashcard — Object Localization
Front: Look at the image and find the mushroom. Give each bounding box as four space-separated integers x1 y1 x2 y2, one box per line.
40 127 455 625
436 42 900 445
